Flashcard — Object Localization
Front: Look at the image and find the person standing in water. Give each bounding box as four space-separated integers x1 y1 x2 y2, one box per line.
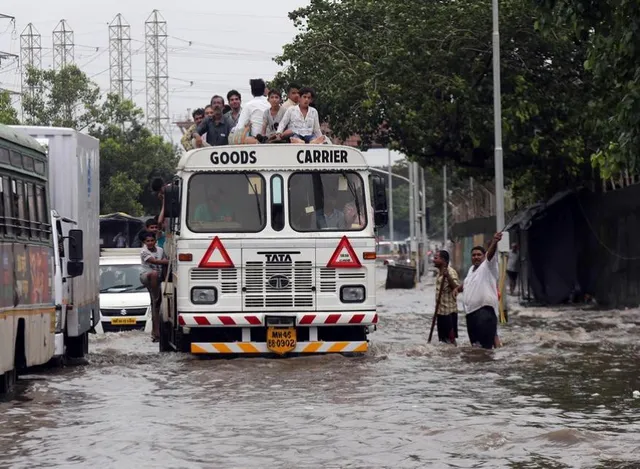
453 232 502 349
432 250 460 345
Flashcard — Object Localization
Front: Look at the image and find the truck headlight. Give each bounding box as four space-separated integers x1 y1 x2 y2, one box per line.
191 287 217 305
340 285 365 303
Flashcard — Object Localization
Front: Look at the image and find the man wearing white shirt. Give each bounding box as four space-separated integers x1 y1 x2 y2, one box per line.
276 87 325 144
453 232 502 349
230 79 270 144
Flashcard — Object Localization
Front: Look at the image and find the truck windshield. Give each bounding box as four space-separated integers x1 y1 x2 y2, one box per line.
289 171 367 232
187 173 266 233
100 264 146 293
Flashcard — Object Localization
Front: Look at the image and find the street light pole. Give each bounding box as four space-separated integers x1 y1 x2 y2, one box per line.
387 148 394 249
443 164 448 249
492 0 505 231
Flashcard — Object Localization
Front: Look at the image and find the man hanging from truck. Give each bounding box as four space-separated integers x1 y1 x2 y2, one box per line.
139 231 169 342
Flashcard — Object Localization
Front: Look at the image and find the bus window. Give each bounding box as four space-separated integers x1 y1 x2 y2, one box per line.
11 179 22 237
23 155 35 172
16 181 27 237
271 175 284 232
2 176 11 236
0 148 9 164
34 160 45 175
288 172 367 232
26 183 37 238
10 150 22 168
186 173 266 233
36 185 49 239
0 177 4 235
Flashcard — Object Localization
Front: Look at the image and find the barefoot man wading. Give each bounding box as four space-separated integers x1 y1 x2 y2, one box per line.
453 232 503 349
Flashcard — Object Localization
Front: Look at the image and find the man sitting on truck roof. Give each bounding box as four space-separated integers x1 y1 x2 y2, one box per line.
275 87 325 144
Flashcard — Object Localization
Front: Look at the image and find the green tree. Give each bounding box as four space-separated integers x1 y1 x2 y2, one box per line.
536 0 640 186
22 65 99 129
274 0 597 203
89 93 179 216
0 91 19 125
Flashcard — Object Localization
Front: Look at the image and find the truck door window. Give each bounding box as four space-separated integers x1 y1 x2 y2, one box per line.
271 175 284 231
56 220 65 258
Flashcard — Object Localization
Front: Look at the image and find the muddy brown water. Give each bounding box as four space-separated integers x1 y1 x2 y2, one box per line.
1 274 639 468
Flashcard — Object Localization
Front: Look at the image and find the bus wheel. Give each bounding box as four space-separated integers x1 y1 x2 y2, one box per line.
0 369 17 394
158 321 172 352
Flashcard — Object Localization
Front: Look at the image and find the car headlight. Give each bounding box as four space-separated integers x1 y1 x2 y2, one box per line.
191 287 217 304
340 285 365 303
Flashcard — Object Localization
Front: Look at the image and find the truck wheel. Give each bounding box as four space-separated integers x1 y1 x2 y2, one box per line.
66 332 89 359
175 328 191 353
0 369 17 394
158 321 172 352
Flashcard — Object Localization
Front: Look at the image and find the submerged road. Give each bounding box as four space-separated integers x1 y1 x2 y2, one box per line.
1 271 639 468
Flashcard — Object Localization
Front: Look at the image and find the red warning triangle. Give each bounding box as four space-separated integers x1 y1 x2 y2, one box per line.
327 236 362 268
199 236 234 268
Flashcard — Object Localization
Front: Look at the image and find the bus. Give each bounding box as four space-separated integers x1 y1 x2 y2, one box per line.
158 144 388 355
0 125 87 394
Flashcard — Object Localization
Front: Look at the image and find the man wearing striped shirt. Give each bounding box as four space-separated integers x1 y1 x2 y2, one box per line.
433 250 460 345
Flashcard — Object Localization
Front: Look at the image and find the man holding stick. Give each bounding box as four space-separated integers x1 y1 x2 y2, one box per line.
432 250 460 345
453 232 503 349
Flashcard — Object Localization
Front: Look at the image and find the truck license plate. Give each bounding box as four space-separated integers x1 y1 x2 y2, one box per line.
266 327 297 355
111 317 137 325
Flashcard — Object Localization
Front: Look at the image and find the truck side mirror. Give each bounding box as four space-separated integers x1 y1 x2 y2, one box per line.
67 260 84 278
371 175 388 228
164 183 181 218
68 229 84 261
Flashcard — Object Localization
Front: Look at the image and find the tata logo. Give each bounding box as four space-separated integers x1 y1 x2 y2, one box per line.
265 253 292 263
268 275 290 290
120 309 127 316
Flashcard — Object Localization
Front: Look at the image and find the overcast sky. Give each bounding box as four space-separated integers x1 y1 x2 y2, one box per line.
0 0 406 164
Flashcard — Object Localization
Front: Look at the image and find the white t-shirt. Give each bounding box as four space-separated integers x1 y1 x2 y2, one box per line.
141 245 165 274
462 254 499 315
232 96 270 137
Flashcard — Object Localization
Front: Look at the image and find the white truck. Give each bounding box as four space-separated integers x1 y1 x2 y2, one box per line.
13 126 100 360
159 144 388 355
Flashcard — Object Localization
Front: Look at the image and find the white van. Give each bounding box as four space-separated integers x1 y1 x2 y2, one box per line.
97 249 151 333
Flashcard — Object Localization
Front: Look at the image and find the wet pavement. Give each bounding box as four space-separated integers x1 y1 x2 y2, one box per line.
1 271 639 468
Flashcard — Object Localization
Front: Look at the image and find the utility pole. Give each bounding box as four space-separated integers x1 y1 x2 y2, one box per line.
52 20 74 70
492 0 505 232
420 166 427 260
0 14 18 68
443 164 448 249
109 14 133 101
387 148 394 249
20 23 42 119
145 10 171 142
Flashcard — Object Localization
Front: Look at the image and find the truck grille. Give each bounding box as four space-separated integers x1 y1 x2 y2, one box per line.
320 268 367 293
244 261 313 309
101 307 147 317
190 268 238 294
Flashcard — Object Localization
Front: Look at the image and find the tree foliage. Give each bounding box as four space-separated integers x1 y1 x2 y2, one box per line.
22 65 100 129
88 93 179 216
22 66 179 216
274 0 599 203
0 91 19 125
536 0 640 183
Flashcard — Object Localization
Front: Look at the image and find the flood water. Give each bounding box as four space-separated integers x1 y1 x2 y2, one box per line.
1 271 639 468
